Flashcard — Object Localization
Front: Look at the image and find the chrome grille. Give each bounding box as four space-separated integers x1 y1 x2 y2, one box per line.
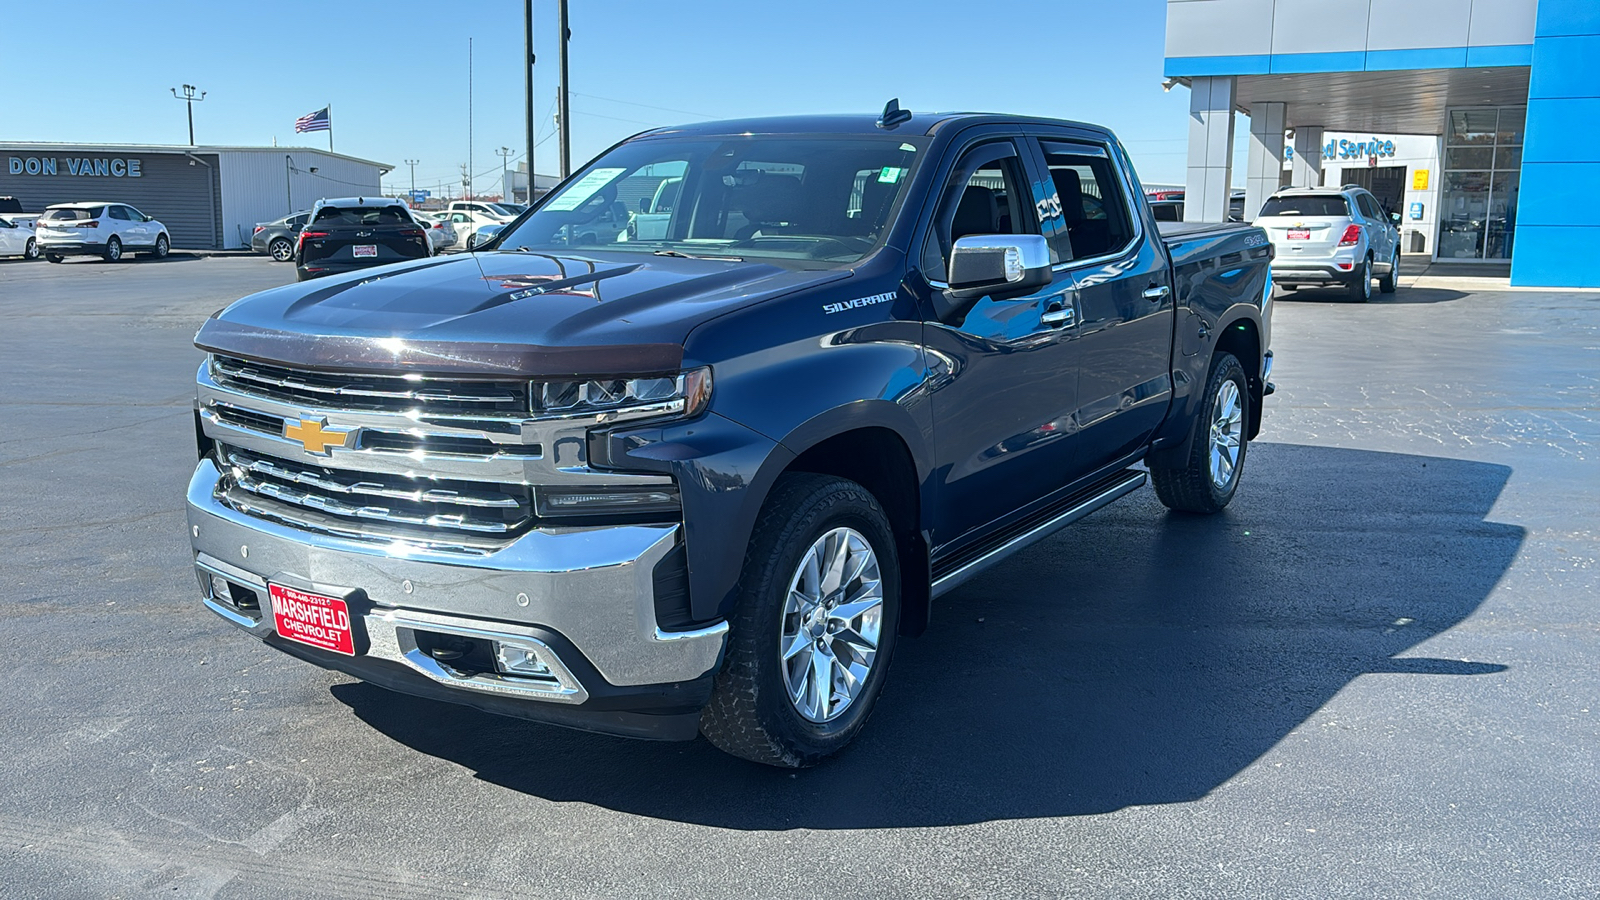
218 446 532 546
207 400 540 460
210 354 530 417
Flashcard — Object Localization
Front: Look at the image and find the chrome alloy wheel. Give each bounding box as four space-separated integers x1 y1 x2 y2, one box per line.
1208 379 1244 490
780 527 884 723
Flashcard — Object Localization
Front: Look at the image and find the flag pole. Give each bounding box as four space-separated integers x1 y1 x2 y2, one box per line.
327 103 334 152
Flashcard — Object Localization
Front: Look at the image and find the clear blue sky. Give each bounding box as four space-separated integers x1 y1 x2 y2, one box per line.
0 0 1237 196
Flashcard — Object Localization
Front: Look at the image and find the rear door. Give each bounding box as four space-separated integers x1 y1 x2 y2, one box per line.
1032 134 1175 472
300 205 430 267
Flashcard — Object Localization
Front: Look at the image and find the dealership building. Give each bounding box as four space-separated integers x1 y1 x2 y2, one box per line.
0 144 390 250
1166 0 1595 286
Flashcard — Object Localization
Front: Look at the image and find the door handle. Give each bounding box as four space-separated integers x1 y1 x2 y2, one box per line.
1041 305 1075 328
1142 285 1171 301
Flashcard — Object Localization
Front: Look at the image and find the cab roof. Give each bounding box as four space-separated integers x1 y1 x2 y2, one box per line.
634 112 1113 140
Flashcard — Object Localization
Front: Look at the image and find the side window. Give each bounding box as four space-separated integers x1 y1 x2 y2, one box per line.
124 206 145 221
289 215 308 228
107 206 129 221
1039 142 1135 261
919 143 1035 277
1357 194 1377 220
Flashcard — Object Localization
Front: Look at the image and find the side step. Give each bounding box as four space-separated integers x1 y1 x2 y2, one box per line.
930 469 1147 599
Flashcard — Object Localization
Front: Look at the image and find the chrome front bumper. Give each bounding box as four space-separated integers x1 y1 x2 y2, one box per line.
186 460 728 696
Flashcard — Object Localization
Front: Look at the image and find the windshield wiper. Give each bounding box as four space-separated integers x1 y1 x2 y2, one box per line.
652 249 743 261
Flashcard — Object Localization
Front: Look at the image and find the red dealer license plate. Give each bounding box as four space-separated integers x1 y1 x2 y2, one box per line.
1286 229 1311 240
352 244 377 258
269 584 355 656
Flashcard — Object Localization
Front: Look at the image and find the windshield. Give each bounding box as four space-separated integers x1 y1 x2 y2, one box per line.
495 134 926 264
1258 196 1351 218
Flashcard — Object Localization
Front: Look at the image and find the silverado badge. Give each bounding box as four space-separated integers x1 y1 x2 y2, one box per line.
284 417 355 455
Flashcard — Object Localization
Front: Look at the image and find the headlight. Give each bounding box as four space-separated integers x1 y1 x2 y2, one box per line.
533 366 712 424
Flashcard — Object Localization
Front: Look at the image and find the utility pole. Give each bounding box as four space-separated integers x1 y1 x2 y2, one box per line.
525 0 537 202
460 163 471 201
404 159 419 201
468 37 474 204
557 0 571 177
495 147 513 203
170 84 207 145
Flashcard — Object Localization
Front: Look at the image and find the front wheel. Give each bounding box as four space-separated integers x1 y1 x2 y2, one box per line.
24 237 39 260
1151 352 1250 514
151 234 169 259
103 235 122 262
700 474 900 768
269 238 294 261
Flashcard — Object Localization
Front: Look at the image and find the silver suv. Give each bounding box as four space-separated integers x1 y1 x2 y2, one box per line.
1254 186 1400 302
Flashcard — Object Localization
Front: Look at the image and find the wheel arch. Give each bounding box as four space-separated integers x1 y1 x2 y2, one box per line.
1212 313 1264 439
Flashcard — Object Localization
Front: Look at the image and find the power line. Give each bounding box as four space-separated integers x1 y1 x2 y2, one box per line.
570 91 716 120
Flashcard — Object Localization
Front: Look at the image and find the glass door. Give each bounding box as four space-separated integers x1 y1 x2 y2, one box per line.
1439 108 1523 261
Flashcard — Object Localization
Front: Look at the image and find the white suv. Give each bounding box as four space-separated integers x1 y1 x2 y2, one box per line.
37 202 171 263
1254 186 1400 302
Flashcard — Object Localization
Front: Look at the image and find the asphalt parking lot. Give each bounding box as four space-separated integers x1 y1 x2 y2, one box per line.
0 254 1595 898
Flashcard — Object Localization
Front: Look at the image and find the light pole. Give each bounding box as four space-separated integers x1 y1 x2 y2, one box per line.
284 155 294 215
170 84 207 145
495 147 513 203
404 159 420 203
557 0 571 178
525 0 536 199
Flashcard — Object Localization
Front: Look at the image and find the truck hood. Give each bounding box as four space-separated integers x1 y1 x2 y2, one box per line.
195 250 850 377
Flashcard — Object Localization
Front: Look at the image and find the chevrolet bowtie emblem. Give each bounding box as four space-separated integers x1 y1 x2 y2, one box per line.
283 417 355 455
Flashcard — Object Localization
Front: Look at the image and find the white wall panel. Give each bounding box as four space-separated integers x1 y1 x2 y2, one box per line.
218 150 385 249
1467 0 1538 47
1366 0 1471 50
1166 0 1275 58
1270 0 1372 54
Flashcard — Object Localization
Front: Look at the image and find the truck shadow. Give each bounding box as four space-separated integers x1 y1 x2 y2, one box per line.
332 442 1521 828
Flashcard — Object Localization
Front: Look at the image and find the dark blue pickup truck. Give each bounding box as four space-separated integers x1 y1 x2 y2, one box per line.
187 106 1274 767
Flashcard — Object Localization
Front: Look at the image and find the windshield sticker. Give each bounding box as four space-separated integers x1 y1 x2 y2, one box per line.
544 168 625 211
823 291 896 315
877 166 905 184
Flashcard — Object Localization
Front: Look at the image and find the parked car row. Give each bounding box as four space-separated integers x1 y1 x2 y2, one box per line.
1 199 172 263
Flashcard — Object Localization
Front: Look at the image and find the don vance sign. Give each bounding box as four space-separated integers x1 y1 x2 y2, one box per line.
8 156 144 177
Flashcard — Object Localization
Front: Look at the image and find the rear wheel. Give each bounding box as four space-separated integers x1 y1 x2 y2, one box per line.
23 237 38 260
700 473 900 768
269 238 294 261
1378 247 1398 293
103 235 122 262
1151 352 1250 514
1346 255 1371 302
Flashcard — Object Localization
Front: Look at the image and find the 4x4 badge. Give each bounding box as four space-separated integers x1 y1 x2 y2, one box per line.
284 417 355 455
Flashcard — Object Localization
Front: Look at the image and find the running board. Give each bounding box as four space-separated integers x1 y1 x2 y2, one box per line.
930 469 1148 599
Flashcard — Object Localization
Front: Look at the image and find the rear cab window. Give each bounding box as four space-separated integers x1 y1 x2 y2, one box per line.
1038 140 1136 263
1258 196 1351 218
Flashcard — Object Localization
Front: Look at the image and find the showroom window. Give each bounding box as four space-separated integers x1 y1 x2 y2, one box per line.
1438 108 1523 261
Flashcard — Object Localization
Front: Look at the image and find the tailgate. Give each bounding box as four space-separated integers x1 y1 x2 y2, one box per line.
301 224 429 265
1256 217 1344 253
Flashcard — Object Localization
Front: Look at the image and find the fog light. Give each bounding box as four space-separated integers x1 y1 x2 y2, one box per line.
494 643 552 678
209 573 231 600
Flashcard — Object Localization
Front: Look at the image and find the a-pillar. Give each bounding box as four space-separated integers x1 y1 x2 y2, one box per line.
1291 126 1325 188
1183 76 1236 223
1243 101 1287 222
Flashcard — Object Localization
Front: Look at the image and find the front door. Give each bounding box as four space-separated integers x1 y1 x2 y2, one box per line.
1033 136 1174 473
920 136 1083 549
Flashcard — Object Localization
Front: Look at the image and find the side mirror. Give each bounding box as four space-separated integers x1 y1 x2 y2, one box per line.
1389 211 1402 225
947 234 1051 302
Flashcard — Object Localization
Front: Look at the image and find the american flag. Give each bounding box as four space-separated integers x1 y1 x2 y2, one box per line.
294 107 331 133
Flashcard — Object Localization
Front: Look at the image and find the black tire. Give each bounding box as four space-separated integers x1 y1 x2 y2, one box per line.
103 235 122 262
45 253 63 263
23 237 39 261
1151 352 1250 514
152 234 169 260
1378 247 1398 293
1346 254 1371 302
700 473 900 768
269 237 294 262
